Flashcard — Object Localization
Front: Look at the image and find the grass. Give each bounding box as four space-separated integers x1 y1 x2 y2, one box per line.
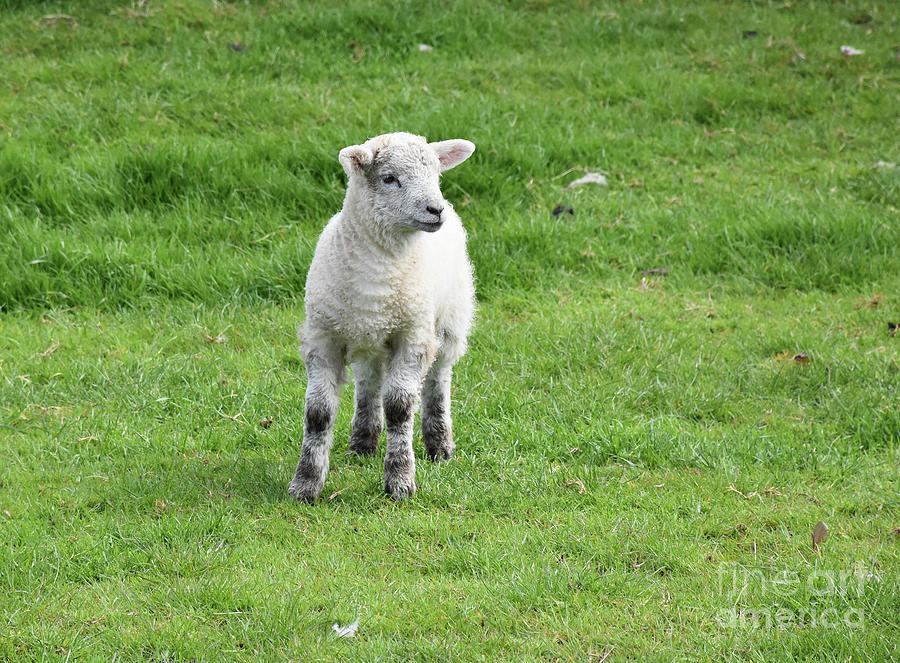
1 0 899 660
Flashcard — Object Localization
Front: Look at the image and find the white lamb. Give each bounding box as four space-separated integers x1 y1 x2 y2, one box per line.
288 132 476 501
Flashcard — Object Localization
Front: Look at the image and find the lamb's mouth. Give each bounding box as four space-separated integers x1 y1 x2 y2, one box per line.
409 219 444 232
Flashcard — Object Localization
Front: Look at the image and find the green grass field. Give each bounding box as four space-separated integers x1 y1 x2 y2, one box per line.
1 0 899 660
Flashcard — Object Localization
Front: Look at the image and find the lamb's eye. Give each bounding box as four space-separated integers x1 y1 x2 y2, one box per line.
381 174 399 186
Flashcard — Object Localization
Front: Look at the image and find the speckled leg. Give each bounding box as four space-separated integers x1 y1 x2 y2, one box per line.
382 343 430 500
422 358 455 462
288 342 344 502
348 356 384 456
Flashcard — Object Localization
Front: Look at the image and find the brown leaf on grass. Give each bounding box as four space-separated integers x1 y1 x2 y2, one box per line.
812 521 829 552
349 41 365 62
856 293 884 309
155 499 168 514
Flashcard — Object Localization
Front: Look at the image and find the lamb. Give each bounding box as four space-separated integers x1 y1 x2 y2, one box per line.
288 132 476 502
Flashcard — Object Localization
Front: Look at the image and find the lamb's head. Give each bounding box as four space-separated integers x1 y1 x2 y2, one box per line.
339 132 475 233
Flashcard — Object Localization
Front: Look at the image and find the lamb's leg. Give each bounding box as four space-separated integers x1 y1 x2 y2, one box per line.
288 344 343 502
348 357 384 456
421 357 455 462
382 343 430 500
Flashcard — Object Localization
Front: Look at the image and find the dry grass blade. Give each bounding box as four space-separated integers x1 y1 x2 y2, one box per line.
593 647 614 662
565 477 586 494
33 341 60 359
37 14 77 28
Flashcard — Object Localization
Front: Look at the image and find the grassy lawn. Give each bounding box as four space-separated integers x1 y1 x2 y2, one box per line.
1 0 898 660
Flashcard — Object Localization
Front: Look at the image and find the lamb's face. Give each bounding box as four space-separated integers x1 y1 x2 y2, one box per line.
367 142 446 232
339 133 475 234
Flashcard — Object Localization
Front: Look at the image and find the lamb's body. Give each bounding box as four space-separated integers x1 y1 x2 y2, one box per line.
304 204 473 363
289 132 476 501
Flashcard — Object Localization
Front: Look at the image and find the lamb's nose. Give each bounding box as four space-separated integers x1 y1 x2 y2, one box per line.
426 204 444 218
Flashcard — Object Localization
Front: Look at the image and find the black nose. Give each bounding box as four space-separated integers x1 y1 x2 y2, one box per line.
426 204 444 218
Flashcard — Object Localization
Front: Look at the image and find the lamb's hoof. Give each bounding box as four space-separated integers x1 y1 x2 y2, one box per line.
425 437 455 462
348 438 378 457
384 475 418 501
288 477 323 503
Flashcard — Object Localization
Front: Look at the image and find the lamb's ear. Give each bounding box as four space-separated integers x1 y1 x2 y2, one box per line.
430 139 475 172
338 144 374 176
